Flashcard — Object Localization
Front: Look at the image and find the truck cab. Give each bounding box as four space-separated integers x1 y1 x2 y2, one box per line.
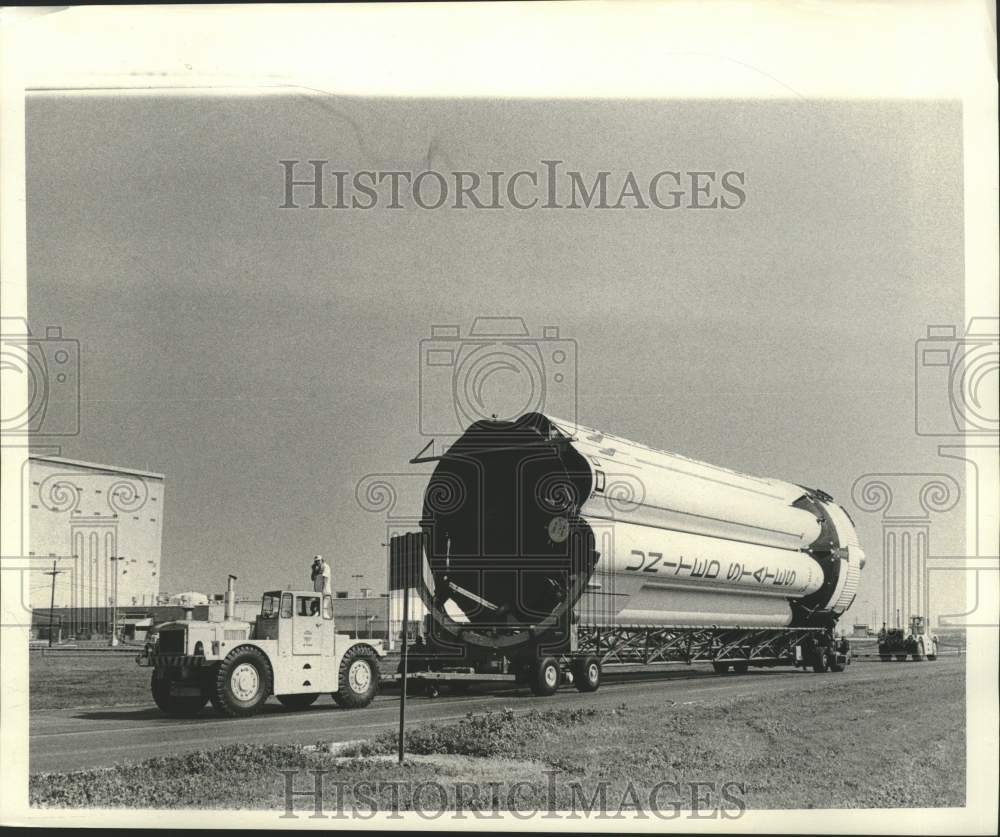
140 579 384 717
877 616 938 661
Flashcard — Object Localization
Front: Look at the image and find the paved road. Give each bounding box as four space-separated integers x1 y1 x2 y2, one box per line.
29 657 962 774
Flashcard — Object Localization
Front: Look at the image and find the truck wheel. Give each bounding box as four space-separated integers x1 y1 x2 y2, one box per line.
572 656 601 692
333 645 379 708
215 646 272 717
732 662 749 675
151 674 207 717
712 662 730 674
894 654 907 662
812 652 829 673
829 658 846 672
277 693 319 711
529 657 561 696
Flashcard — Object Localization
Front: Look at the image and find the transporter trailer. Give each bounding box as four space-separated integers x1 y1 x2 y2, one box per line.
399 622 853 698
138 576 384 717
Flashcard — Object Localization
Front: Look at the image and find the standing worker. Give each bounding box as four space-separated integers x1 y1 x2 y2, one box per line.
311 555 331 594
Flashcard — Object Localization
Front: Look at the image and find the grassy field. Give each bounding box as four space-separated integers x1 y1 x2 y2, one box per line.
30 660 965 812
30 652 151 711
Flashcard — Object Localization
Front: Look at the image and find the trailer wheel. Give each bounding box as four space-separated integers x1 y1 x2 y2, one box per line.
333 645 379 708
829 658 846 673
894 654 907 662
215 646 272 717
572 656 601 692
151 674 208 717
277 693 319 711
812 652 829 673
879 654 891 662
529 657 561 696
712 662 730 674
732 662 749 675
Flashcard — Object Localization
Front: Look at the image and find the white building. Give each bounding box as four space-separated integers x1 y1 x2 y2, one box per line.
27 455 164 634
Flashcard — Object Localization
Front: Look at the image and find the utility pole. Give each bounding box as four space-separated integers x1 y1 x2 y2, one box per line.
110 556 125 646
398 547 411 764
43 561 63 647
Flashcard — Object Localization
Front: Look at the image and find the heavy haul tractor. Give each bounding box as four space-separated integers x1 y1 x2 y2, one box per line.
138 576 384 717
877 616 938 662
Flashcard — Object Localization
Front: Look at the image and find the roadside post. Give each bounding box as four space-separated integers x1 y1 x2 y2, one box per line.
392 531 424 763
43 560 63 647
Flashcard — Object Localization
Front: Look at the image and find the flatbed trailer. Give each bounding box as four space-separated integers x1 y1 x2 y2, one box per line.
392 622 852 696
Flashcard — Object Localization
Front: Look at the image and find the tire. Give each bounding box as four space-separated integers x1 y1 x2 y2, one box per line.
529 657 561 696
732 662 749 675
277 693 319 710
926 655 937 661
333 645 379 708
572 656 601 693
215 646 272 718
879 654 891 662
829 658 846 673
812 652 829 673
712 662 730 674
151 674 208 718
894 654 907 662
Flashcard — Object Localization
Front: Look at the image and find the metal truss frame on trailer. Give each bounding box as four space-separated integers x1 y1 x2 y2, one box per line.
575 624 830 666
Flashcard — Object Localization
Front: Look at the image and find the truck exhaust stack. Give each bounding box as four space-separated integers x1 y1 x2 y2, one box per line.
225 574 237 621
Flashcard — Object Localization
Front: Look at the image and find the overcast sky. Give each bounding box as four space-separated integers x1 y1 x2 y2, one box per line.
26 94 965 623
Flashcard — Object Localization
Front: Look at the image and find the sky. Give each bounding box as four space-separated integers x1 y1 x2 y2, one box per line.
25 94 966 624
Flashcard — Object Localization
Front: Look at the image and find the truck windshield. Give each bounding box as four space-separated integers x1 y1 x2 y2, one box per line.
260 594 281 618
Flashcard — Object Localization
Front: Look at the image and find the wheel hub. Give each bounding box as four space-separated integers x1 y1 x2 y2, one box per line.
544 665 558 688
348 659 371 693
231 662 260 701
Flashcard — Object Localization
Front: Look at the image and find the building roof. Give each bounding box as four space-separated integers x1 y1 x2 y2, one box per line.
29 454 164 481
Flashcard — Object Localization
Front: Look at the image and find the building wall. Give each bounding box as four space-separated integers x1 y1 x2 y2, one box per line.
28 456 164 633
